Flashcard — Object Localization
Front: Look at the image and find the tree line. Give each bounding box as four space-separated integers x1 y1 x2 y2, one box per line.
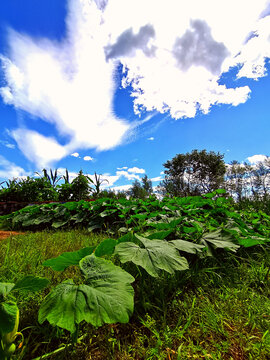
1 150 270 210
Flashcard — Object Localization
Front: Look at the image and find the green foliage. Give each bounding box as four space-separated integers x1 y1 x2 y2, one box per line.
115 234 189 277
160 149 226 197
69 170 93 201
42 246 96 271
39 254 134 333
0 276 49 359
0 177 58 202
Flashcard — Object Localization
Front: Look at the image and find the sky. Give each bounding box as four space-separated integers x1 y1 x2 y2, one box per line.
0 0 270 191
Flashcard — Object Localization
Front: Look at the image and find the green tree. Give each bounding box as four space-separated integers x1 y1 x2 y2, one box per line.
70 170 93 201
141 175 153 195
159 149 226 197
225 161 249 201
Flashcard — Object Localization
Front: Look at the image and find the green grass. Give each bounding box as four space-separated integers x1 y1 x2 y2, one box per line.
0 231 270 359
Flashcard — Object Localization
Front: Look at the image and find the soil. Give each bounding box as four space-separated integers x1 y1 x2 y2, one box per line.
0 231 24 240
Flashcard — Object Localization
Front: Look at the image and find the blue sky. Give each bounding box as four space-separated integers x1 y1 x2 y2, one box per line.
0 0 270 191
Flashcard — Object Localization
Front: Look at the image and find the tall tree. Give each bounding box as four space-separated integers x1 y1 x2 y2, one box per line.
159 149 226 197
141 175 153 195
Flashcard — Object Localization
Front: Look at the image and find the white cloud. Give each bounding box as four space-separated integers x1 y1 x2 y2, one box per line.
12 129 68 168
0 0 131 167
147 137 154 141
151 176 163 182
0 140 15 149
127 167 145 174
117 166 128 170
116 170 141 181
160 171 164 175
247 154 268 164
83 156 94 161
71 152 80 157
0 155 29 180
1 0 270 166
110 184 132 192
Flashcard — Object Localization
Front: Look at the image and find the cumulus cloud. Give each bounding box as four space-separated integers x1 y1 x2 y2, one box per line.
1 0 270 165
71 152 80 157
83 156 94 161
116 170 141 181
117 166 128 170
173 19 229 75
247 154 269 164
127 167 145 174
105 24 156 60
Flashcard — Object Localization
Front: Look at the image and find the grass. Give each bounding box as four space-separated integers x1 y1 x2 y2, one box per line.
0 230 270 359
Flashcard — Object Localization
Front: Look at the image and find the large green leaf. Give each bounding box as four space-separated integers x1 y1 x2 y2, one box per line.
146 230 173 240
39 255 134 333
115 234 189 277
237 236 270 248
200 230 239 254
94 238 117 257
0 301 18 336
169 239 205 254
42 246 96 271
12 276 49 292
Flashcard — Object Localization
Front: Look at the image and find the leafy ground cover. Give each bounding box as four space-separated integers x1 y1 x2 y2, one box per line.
0 192 270 359
0 230 269 359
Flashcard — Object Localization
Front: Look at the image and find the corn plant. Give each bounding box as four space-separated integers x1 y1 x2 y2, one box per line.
0 276 49 359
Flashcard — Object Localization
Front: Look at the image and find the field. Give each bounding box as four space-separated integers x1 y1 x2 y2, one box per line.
0 192 270 359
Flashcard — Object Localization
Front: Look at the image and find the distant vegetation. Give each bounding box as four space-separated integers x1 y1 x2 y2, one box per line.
1 149 269 213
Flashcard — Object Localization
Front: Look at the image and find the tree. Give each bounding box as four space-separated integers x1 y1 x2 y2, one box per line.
159 149 226 197
70 170 93 201
141 175 153 195
225 161 249 201
251 157 270 199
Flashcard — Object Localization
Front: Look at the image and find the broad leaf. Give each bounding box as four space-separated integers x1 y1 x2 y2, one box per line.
12 276 49 292
39 255 134 333
146 230 173 240
237 236 270 248
42 246 96 271
52 220 69 228
94 238 117 257
0 301 18 336
201 230 239 253
170 239 205 254
0 283 15 299
115 234 189 277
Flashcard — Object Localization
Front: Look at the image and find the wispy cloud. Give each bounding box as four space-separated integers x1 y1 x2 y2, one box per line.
0 140 15 149
151 176 163 182
0 0 131 167
0 155 29 180
147 137 154 141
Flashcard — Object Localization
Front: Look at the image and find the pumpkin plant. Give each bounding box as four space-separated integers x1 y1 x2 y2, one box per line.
40 252 135 336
